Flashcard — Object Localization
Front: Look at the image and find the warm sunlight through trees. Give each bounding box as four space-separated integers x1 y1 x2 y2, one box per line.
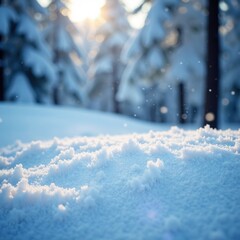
69 0 105 22
0 0 240 128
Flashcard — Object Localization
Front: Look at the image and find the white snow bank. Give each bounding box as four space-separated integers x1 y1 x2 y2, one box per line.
0 122 240 239
0 103 167 147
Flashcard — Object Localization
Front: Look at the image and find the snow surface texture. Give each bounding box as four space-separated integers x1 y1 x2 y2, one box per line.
0 104 166 147
0 105 240 240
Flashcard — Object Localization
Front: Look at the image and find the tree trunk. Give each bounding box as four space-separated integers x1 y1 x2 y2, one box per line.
0 33 4 101
203 0 220 128
112 61 120 114
178 82 186 124
52 8 61 105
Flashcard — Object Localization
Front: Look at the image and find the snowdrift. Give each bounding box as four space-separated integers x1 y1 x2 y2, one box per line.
0 104 240 240
0 104 166 147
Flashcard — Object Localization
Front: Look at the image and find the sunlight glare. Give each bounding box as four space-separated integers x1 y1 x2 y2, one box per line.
69 0 104 22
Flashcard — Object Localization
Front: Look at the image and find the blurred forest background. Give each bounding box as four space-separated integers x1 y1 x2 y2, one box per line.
0 0 239 128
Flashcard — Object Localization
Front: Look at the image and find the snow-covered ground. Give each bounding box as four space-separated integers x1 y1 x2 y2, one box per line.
0 104 168 148
0 104 240 240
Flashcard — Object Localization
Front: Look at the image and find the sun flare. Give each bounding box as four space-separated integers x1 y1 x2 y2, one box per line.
69 0 104 22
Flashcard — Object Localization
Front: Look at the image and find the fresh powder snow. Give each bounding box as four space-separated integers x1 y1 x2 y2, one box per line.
0 104 240 240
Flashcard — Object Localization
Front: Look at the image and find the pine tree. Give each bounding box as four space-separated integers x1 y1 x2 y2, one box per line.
221 0 240 123
46 0 86 106
88 0 130 113
117 0 179 122
165 0 207 124
0 0 56 103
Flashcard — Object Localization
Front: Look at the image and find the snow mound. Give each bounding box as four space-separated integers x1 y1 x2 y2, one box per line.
0 104 166 147
0 126 240 240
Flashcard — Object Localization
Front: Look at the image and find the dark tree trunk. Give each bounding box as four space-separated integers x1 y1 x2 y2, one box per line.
0 33 4 101
112 61 120 114
203 0 220 128
0 0 7 101
52 8 61 105
178 82 186 124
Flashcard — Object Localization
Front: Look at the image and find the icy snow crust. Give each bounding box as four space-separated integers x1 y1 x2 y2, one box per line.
0 125 240 240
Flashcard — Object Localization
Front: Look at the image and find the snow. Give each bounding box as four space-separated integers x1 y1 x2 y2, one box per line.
148 46 165 69
94 57 113 74
117 68 144 104
0 104 240 240
56 28 73 52
17 15 42 45
6 74 35 103
60 63 83 93
0 6 17 36
23 46 56 84
45 1 86 106
108 33 127 48
118 0 174 106
0 104 165 147
15 0 47 14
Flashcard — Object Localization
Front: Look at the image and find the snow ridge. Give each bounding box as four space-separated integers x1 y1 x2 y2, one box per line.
0 127 240 240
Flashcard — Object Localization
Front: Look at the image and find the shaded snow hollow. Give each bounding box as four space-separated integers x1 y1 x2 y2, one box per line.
0 105 240 240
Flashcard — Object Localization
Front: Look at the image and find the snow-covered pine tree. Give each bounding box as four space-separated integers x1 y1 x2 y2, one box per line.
77 19 96 76
46 0 86 106
88 0 130 113
0 0 56 103
220 0 240 123
165 0 207 124
117 0 179 122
